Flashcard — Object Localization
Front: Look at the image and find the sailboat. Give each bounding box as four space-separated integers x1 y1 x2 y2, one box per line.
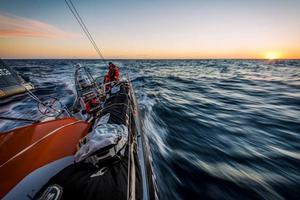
0 63 158 200
0 0 158 199
0 59 34 99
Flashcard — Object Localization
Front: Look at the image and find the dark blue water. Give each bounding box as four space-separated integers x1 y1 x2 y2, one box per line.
1 59 300 199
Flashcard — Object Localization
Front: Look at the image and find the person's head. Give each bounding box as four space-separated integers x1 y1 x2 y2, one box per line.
107 62 112 69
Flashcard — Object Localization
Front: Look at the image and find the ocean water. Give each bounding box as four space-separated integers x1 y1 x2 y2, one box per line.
1 59 300 199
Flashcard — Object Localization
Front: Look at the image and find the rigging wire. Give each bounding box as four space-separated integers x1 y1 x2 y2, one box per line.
64 0 105 60
68 0 101 56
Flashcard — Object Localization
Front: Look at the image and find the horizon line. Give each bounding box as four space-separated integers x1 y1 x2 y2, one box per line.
2 58 300 60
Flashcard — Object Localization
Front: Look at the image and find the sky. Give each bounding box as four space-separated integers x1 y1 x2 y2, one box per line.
0 0 300 59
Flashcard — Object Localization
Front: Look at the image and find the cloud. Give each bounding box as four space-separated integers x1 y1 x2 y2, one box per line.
0 13 77 39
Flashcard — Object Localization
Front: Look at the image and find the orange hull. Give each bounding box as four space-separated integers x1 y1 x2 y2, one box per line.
0 118 90 199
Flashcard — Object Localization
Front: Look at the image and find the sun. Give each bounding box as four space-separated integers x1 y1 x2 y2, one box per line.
265 51 281 60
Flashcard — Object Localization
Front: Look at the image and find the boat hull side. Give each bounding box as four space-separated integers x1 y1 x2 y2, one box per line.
0 119 90 199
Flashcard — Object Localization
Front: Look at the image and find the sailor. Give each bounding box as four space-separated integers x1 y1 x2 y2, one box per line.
82 96 99 113
107 62 119 82
103 62 119 92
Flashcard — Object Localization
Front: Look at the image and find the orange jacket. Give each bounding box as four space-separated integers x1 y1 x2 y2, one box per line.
108 64 119 81
84 98 98 113
103 75 111 91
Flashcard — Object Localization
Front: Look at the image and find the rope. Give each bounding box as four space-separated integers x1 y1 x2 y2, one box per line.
65 0 105 60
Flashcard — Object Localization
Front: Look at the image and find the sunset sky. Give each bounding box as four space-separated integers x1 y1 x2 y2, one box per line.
0 0 300 59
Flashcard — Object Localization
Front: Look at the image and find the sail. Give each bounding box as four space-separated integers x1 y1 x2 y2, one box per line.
0 59 24 88
0 59 33 98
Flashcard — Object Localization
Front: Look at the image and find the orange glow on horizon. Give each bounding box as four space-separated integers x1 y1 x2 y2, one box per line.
2 45 300 59
1 34 300 59
265 51 282 60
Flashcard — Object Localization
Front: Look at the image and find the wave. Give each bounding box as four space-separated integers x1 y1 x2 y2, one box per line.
1 59 300 199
